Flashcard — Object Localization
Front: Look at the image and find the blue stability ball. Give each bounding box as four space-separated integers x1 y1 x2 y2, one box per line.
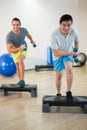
47 47 53 65
0 54 16 77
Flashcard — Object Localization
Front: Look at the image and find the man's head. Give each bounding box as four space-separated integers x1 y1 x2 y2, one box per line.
12 18 21 32
59 14 73 35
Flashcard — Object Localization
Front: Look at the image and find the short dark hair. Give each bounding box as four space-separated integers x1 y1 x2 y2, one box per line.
59 14 73 24
12 17 21 24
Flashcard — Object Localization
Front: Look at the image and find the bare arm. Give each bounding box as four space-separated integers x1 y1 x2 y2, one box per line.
6 44 26 53
74 41 79 49
26 33 35 45
52 49 77 57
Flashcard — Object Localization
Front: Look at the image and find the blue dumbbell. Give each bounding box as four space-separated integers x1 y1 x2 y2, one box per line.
73 47 78 52
33 43 37 48
73 48 79 63
20 41 27 51
74 57 80 63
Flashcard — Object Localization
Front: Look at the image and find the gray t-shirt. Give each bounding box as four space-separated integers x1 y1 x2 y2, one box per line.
6 27 28 47
51 28 79 60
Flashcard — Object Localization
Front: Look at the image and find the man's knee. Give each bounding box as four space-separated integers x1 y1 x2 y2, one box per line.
64 62 73 74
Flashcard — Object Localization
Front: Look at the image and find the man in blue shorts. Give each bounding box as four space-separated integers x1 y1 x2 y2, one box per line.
51 14 79 100
6 18 36 87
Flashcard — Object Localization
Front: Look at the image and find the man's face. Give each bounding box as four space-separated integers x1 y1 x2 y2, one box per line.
60 21 72 35
12 20 21 32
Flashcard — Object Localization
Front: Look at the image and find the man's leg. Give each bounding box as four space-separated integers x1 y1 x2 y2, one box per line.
55 71 63 95
12 50 27 86
64 62 73 91
53 57 64 96
16 62 21 80
64 62 73 100
17 55 25 80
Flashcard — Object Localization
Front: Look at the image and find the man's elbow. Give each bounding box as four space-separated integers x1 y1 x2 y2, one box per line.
52 49 59 57
7 49 11 53
6 45 12 53
6 47 11 53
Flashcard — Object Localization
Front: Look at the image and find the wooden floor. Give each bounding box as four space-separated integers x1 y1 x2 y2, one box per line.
0 66 87 130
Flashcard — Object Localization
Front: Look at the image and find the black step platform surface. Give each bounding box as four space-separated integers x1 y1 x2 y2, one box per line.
42 95 87 113
0 84 37 97
35 65 54 71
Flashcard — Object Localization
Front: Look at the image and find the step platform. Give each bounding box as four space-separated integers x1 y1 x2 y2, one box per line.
42 95 87 113
35 65 54 71
0 84 37 97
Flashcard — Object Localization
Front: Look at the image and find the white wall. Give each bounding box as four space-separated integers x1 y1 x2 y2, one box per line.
0 0 79 69
78 0 87 54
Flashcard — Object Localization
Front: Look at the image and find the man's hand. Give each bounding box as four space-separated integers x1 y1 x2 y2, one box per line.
72 48 80 63
71 51 77 56
33 43 37 48
19 45 26 50
73 47 78 58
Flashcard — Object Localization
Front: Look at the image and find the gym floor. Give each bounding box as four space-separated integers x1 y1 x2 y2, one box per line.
0 66 87 130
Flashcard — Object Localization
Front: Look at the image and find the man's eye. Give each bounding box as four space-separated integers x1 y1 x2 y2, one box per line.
63 24 66 26
13 24 19 26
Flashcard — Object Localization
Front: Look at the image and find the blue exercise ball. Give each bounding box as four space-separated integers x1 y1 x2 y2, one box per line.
0 54 16 77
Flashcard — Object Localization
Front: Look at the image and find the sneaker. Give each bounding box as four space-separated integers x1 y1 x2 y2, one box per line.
66 91 73 101
56 93 61 96
17 80 25 88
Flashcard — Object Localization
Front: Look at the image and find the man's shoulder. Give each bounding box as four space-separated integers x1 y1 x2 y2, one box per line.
21 27 28 31
52 29 59 37
20 27 28 34
6 31 13 37
70 28 78 35
21 27 26 30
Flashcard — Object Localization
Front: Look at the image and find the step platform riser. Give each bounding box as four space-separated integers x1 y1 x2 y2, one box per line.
0 84 37 97
42 95 87 113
